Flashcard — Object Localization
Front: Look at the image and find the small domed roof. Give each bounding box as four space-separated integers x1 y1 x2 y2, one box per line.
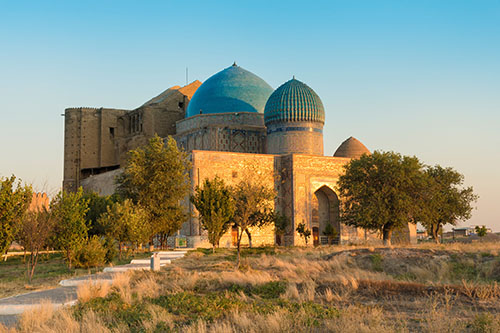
186 63 273 118
334 137 370 159
264 78 325 125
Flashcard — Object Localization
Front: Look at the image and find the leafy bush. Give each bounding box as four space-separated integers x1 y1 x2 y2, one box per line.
450 255 478 281
475 226 488 237
73 236 107 269
74 292 150 330
467 313 495 333
296 222 311 245
152 291 246 324
229 281 287 299
370 253 384 272
323 224 338 244
103 235 117 264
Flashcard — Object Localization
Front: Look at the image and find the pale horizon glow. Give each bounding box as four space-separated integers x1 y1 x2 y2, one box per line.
0 1 499 231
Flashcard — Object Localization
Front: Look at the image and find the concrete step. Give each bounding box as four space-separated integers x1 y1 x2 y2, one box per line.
156 251 187 255
155 256 184 260
157 257 183 261
102 263 167 273
103 266 147 273
59 273 115 287
130 259 171 265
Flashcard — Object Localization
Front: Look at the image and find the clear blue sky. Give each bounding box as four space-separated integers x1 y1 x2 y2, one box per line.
1 1 499 230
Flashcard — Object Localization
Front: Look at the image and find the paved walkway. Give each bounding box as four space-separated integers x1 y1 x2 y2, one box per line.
0 251 187 328
0 287 78 328
0 314 17 328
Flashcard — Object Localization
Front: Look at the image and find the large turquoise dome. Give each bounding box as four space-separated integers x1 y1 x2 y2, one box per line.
186 64 273 118
264 78 325 125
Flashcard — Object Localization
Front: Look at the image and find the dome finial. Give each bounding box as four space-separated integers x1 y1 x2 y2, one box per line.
292 75 295 80
232 61 237 67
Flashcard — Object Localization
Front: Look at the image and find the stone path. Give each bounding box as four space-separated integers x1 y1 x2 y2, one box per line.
0 251 187 328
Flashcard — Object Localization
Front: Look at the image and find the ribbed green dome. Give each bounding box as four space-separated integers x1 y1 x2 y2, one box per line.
264 78 325 125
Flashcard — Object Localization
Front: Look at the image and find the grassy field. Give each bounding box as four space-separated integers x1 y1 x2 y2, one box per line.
2 242 500 332
0 252 151 298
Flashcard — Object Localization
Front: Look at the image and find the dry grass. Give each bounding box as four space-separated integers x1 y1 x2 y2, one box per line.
76 281 111 303
182 309 296 333
4 242 500 332
282 283 299 300
132 274 160 300
461 280 500 300
139 304 174 332
217 269 276 286
14 302 101 333
111 272 132 304
11 302 123 333
325 305 406 333
16 301 56 333
179 305 406 333
416 241 500 255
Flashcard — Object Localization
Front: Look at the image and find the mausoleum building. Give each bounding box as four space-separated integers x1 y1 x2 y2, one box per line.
63 63 417 247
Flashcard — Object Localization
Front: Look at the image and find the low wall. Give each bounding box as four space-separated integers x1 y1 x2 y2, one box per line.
80 169 122 196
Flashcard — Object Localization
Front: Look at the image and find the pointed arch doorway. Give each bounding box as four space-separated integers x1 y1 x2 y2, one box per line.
311 185 340 245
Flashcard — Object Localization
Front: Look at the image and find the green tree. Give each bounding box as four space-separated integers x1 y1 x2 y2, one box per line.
0 176 32 256
475 226 487 237
191 177 234 253
337 151 425 246
83 191 117 237
272 212 289 246
296 222 311 245
17 208 55 282
99 199 150 259
117 135 191 249
419 166 478 243
72 236 107 270
231 179 275 268
323 224 338 245
51 188 89 270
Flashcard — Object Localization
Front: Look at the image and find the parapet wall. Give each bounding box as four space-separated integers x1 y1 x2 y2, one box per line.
80 169 122 196
29 192 49 212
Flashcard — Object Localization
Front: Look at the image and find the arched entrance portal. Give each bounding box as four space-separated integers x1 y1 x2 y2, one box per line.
311 186 340 245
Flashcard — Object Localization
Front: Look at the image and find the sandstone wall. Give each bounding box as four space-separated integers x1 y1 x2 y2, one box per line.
289 154 345 245
186 150 388 247
218 224 276 248
187 150 278 247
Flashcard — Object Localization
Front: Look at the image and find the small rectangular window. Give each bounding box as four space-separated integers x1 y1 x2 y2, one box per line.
109 127 115 138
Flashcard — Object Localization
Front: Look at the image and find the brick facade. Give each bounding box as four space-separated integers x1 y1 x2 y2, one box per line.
63 81 201 192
